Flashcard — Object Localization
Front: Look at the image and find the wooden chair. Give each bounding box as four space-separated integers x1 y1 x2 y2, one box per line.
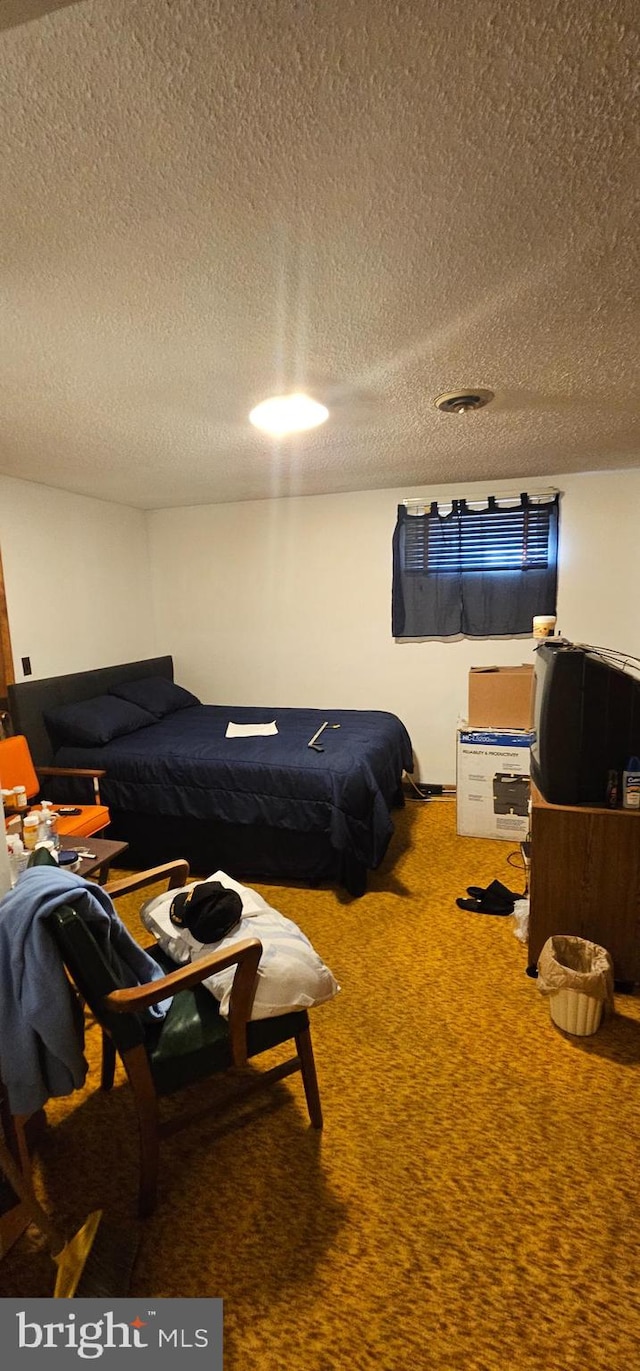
0 1082 43 1260
0 734 110 839
32 851 323 1217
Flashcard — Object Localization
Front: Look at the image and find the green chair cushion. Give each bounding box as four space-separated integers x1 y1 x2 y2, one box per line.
146 946 309 1096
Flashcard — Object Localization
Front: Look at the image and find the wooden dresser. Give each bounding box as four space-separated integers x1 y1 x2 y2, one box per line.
528 784 640 984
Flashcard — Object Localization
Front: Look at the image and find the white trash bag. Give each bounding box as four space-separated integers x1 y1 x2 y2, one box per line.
537 935 614 1036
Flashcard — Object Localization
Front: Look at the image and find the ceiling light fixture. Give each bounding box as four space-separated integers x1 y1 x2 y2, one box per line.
433 389 494 414
249 392 329 437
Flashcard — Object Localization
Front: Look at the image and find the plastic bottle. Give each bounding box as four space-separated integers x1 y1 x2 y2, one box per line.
23 813 40 852
37 801 60 851
622 757 640 810
0 793 11 898
6 834 27 886
13 785 28 811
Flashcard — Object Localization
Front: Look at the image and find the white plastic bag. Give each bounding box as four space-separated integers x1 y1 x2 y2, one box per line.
512 897 529 944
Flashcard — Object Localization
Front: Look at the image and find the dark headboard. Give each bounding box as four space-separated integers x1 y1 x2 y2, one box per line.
7 656 174 765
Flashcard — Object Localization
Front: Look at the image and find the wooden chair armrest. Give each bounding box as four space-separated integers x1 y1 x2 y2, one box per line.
36 765 106 804
105 861 190 899
104 937 263 1065
37 766 107 779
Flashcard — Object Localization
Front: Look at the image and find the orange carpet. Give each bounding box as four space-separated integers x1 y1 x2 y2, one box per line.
2 798 640 1371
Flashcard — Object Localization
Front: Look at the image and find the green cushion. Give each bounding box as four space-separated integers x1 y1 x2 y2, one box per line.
146 946 309 1096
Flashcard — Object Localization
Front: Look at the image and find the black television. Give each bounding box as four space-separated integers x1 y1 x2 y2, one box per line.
530 639 640 806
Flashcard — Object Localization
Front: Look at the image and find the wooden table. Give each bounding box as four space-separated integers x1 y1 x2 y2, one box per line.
60 835 129 884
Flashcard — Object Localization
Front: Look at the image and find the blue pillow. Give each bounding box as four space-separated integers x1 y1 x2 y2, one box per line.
44 694 156 748
109 676 200 719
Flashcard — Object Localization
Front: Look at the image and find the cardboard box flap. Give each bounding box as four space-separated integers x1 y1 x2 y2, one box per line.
470 665 533 677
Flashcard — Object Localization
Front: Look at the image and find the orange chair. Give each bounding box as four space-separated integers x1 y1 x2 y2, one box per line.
0 735 110 840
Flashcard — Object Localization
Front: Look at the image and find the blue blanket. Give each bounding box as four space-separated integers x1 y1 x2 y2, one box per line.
0 866 172 1115
53 704 414 868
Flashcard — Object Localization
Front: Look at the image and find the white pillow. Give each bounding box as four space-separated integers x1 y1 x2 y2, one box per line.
140 870 340 1021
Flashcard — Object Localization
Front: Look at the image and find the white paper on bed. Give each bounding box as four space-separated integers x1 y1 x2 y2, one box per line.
225 720 278 737
139 869 340 1021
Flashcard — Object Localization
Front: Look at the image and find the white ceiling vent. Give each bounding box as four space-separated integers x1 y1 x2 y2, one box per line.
433 390 495 415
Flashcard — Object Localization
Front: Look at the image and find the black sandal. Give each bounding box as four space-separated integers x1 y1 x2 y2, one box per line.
465 879 524 903
456 896 514 916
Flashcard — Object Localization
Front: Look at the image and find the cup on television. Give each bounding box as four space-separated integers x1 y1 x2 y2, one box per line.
533 615 557 639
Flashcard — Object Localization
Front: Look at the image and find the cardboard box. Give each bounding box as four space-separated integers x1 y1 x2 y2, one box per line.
456 727 533 840
468 665 534 730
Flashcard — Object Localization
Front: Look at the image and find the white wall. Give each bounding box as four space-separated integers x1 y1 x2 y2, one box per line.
147 468 640 784
553 471 640 654
2 468 637 783
0 475 155 682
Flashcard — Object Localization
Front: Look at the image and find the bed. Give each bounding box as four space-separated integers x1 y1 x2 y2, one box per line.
8 657 414 896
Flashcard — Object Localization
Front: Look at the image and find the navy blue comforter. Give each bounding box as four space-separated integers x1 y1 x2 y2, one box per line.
54 705 414 869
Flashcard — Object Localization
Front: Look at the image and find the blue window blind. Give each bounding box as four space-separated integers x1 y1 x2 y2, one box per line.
404 499 554 574
392 493 560 638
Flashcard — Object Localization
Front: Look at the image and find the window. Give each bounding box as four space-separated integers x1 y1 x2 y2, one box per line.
392 493 559 638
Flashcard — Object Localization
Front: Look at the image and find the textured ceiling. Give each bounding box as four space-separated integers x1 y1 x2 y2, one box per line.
0 0 638 509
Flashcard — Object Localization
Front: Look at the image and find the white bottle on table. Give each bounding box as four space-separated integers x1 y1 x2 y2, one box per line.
38 801 60 851
23 813 40 852
0 793 12 897
6 834 27 886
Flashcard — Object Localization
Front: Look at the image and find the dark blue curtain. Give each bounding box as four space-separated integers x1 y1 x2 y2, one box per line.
392 493 559 638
